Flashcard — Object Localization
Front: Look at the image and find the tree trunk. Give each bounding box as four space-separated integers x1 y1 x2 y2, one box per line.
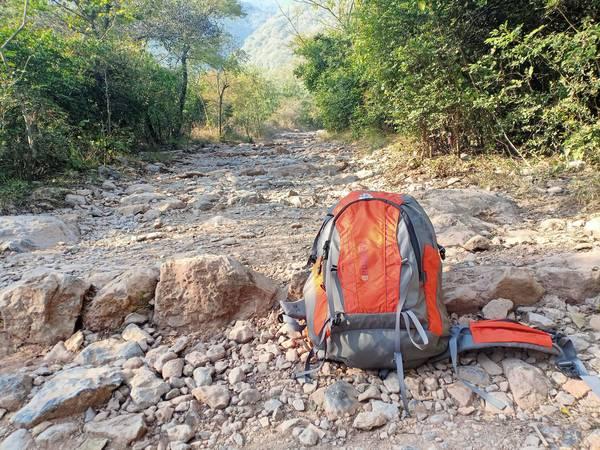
103 66 112 134
177 45 190 137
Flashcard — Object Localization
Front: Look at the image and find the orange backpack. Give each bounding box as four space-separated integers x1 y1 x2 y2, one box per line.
280 191 600 412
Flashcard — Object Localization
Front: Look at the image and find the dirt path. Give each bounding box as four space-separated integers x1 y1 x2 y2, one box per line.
0 132 599 450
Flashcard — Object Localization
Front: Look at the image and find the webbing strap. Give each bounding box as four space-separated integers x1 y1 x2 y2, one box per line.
402 310 429 350
293 319 329 381
394 292 410 414
555 336 600 398
279 299 307 333
394 352 409 414
449 326 508 410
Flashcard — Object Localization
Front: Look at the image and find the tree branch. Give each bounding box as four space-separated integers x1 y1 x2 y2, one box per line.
0 0 29 67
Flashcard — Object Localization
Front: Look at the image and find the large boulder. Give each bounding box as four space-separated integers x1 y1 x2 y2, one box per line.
0 270 89 353
74 338 144 366
533 250 600 303
0 373 33 411
444 266 544 314
415 189 520 247
84 413 146 445
12 367 124 427
128 366 170 409
0 215 79 252
83 267 159 331
153 255 285 331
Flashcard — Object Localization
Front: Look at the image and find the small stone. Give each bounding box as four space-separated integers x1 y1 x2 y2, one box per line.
298 426 319 446
463 235 491 252
482 299 513 320
477 353 503 376
228 323 254 344
555 391 576 406
162 359 184 379
526 312 555 328
64 331 84 353
167 424 194 443
122 324 152 344
193 367 213 387
239 389 261 404
353 411 388 430
228 367 245 385
563 379 591 399
447 383 473 407
383 372 400 394
206 345 226 363
84 413 146 445
0 373 33 411
484 392 514 415
192 385 230 409
292 399 305 411
358 385 380 402
323 381 359 419
0 429 34 450
263 398 283 414
589 315 600 332
371 400 399 421
458 366 490 386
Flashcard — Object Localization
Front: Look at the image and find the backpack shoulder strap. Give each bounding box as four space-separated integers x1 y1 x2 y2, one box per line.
442 321 600 405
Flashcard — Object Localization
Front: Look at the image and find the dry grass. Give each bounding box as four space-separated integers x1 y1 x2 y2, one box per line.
366 135 600 213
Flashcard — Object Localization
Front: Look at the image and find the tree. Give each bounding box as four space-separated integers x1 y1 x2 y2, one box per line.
230 69 279 141
135 0 243 136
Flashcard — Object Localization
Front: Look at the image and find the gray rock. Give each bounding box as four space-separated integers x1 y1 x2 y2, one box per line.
383 372 400 394
463 235 491 252
0 429 34 450
35 422 79 447
371 400 399 421
444 266 544 314
12 367 123 427
298 426 320 446
526 312 555 328
84 413 146 445
323 381 359 419
122 324 152 344
458 366 490 386
263 398 283 413
75 339 143 366
0 372 33 411
0 270 88 353
166 424 194 443
0 215 79 251
128 366 170 408
502 358 549 410
228 323 254 344
162 358 184 379
192 385 230 409
477 353 503 376
482 298 513 320
77 437 108 450
239 388 261 404
447 383 473 407
352 411 388 430
228 367 245 385
192 367 213 387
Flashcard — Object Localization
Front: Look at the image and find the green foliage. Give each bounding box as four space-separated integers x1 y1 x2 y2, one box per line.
294 33 363 131
229 70 279 141
293 0 600 162
0 0 242 187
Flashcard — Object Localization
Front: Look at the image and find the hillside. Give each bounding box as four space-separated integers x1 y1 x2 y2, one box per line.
241 5 328 73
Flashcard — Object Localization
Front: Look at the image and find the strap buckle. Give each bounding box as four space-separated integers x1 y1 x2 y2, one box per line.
557 360 580 378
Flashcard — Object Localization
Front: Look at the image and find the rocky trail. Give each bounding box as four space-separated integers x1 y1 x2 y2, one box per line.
0 131 599 450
